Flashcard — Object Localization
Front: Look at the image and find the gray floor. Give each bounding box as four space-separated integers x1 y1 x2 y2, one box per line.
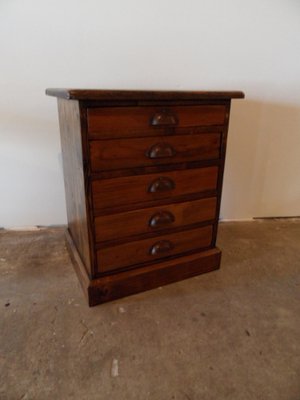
0 220 300 400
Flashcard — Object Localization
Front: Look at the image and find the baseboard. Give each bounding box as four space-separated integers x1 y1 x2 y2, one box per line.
65 229 221 307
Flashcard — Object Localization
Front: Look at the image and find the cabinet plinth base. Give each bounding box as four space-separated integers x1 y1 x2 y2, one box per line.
65 229 221 307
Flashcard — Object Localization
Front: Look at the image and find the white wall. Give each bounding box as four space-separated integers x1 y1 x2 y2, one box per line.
1 0 300 227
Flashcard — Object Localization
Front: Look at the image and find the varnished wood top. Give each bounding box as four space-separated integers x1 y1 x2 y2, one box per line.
46 88 245 101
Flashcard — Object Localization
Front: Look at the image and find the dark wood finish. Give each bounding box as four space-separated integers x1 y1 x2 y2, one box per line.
87 105 226 137
90 157 221 181
89 124 224 141
90 249 221 305
57 99 92 275
65 229 90 302
66 229 221 306
46 88 245 101
92 166 218 211
47 88 243 306
94 197 217 242
211 101 235 249
89 133 221 171
97 225 213 273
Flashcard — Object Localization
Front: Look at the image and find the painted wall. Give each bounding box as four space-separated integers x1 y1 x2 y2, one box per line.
1 0 300 227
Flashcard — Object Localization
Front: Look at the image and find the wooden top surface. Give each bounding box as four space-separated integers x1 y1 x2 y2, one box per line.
46 88 245 101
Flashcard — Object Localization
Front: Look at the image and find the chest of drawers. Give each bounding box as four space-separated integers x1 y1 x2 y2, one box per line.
46 89 244 306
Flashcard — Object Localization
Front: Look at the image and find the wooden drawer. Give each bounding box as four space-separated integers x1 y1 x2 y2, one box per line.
92 166 218 211
90 133 221 171
97 225 213 273
95 197 217 242
87 105 226 138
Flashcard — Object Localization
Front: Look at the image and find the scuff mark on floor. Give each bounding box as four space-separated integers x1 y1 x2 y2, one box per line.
79 319 89 345
111 358 119 377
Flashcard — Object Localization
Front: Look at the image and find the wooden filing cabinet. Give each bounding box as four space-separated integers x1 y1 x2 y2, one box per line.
46 89 244 306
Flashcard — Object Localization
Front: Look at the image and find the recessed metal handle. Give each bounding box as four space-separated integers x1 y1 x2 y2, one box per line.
150 109 178 126
146 142 176 159
148 177 175 193
150 240 174 256
149 211 175 228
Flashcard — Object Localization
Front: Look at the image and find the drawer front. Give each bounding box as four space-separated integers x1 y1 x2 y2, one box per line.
92 166 218 211
87 105 226 138
97 225 213 273
90 133 221 171
95 197 217 242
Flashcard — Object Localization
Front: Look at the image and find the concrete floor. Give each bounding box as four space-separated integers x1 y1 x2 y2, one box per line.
0 221 299 400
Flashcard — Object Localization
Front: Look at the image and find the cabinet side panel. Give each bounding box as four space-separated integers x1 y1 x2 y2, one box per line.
212 100 231 246
57 98 92 275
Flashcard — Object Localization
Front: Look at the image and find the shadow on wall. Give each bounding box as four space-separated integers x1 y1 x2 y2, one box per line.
0 103 67 227
221 99 300 219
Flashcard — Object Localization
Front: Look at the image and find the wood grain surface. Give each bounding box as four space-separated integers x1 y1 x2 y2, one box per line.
97 225 213 273
94 197 217 242
89 133 221 171
57 99 92 275
48 88 243 305
87 105 226 137
46 88 245 101
92 166 218 211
